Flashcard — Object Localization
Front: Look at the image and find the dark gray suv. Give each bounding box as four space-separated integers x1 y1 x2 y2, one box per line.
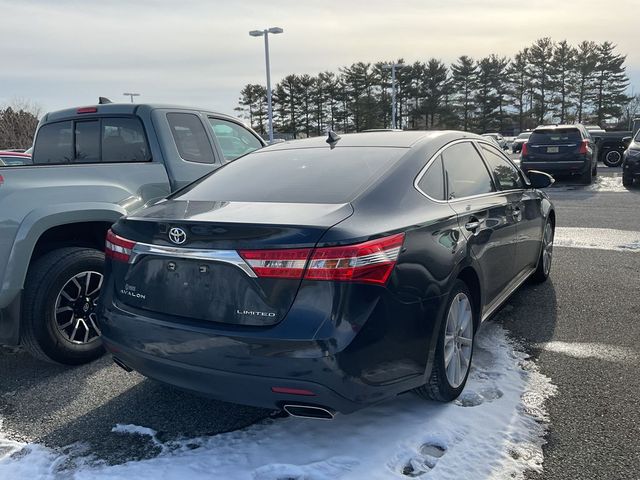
520 124 596 184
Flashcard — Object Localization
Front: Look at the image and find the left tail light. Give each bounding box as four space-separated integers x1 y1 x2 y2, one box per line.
239 233 405 286
578 139 589 154
105 229 136 263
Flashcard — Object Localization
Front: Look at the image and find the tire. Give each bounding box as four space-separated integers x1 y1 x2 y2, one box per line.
580 166 593 185
603 150 623 167
21 247 105 364
592 162 598 176
415 280 476 402
622 172 634 187
530 218 554 283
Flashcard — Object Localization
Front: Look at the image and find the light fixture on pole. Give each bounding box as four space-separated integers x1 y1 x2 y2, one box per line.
123 92 140 103
383 62 404 129
249 27 283 143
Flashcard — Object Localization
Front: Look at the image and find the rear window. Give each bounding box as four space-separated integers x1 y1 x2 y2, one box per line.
529 129 581 144
175 147 407 204
33 121 73 164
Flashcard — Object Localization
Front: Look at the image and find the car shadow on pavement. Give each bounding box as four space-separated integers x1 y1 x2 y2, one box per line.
0 349 269 466
491 277 559 354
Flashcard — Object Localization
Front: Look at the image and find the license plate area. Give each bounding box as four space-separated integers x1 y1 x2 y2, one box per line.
547 146 559 153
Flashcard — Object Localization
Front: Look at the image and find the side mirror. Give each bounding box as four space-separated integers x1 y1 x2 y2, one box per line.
527 170 554 189
623 136 632 146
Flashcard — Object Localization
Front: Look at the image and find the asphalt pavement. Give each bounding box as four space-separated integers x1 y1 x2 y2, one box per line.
0 160 638 477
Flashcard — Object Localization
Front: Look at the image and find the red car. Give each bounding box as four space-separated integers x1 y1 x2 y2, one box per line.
0 151 32 166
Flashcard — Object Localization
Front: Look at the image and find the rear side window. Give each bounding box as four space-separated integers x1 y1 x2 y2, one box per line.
208 118 263 161
102 118 150 162
529 129 581 144
442 142 494 199
175 147 407 204
481 145 524 190
167 113 216 164
33 121 73 164
417 155 445 200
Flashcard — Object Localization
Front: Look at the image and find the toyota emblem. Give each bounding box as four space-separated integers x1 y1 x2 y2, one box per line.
168 227 187 245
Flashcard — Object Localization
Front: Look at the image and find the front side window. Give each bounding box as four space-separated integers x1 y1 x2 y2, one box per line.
481 145 524 190
167 113 216 164
442 142 495 200
102 118 150 163
208 118 263 161
33 121 73 164
417 155 445 200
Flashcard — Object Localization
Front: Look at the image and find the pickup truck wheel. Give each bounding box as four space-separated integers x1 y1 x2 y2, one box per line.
22 247 105 365
603 150 623 167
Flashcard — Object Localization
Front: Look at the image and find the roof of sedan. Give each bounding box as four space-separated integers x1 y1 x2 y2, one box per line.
261 130 467 151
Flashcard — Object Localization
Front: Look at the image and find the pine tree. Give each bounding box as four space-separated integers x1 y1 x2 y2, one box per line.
573 41 598 123
422 59 449 128
550 40 576 123
475 57 500 132
591 41 629 124
528 38 555 124
235 84 267 134
451 55 477 131
506 49 531 131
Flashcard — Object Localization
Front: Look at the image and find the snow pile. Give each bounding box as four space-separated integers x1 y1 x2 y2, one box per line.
0 324 555 480
555 227 640 252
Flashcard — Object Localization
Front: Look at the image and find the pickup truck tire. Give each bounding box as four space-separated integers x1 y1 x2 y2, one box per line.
603 150 623 167
22 247 105 365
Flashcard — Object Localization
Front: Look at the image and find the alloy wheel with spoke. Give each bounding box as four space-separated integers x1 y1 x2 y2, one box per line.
542 222 554 276
443 292 474 388
54 271 103 345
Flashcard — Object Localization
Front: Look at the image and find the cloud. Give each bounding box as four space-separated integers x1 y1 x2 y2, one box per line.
1 0 638 115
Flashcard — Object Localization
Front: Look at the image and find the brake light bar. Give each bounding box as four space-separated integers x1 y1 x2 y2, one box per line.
239 233 405 286
105 229 136 262
77 107 98 114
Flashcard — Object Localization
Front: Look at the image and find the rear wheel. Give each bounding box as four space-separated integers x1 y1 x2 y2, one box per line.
603 150 623 167
622 172 634 187
530 218 554 283
580 166 593 185
21 247 105 364
415 280 475 402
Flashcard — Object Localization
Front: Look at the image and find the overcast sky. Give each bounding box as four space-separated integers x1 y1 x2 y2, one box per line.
1 0 638 117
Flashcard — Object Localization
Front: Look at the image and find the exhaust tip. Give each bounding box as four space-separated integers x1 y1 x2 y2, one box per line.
112 356 133 372
283 404 335 420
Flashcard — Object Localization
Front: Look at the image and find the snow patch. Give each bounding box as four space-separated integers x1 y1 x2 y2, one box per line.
0 324 555 480
554 227 640 252
538 341 639 364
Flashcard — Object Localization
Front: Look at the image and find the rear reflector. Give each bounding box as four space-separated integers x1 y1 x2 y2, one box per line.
77 106 98 114
105 229 136 262
271 387 316 396
239 233 405 286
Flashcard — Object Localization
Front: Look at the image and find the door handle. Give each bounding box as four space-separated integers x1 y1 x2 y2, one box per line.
465 218 481 232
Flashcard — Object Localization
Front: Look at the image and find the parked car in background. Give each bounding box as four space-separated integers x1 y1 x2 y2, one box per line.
481 132 507 150
511 132 531 153
99 131 555 418
521 124 596 184
592 131 633 167
0 151 32 166
0 102 265 364
622 130 640 187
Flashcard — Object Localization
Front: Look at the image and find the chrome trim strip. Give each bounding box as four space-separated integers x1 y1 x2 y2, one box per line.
129 243 257 278
481 266 536 322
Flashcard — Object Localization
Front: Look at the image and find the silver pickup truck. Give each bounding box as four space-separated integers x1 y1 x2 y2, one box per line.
0 102 265 364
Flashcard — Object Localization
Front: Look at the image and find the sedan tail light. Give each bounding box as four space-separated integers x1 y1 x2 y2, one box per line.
521 142 528 156
105 229 136 262
239 233 405 286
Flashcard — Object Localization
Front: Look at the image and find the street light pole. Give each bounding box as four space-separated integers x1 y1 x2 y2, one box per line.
123 92 140 103
249 27 283 143
383 62 404 128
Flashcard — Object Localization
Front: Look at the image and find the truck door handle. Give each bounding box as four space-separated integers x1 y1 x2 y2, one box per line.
465 218 481 232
